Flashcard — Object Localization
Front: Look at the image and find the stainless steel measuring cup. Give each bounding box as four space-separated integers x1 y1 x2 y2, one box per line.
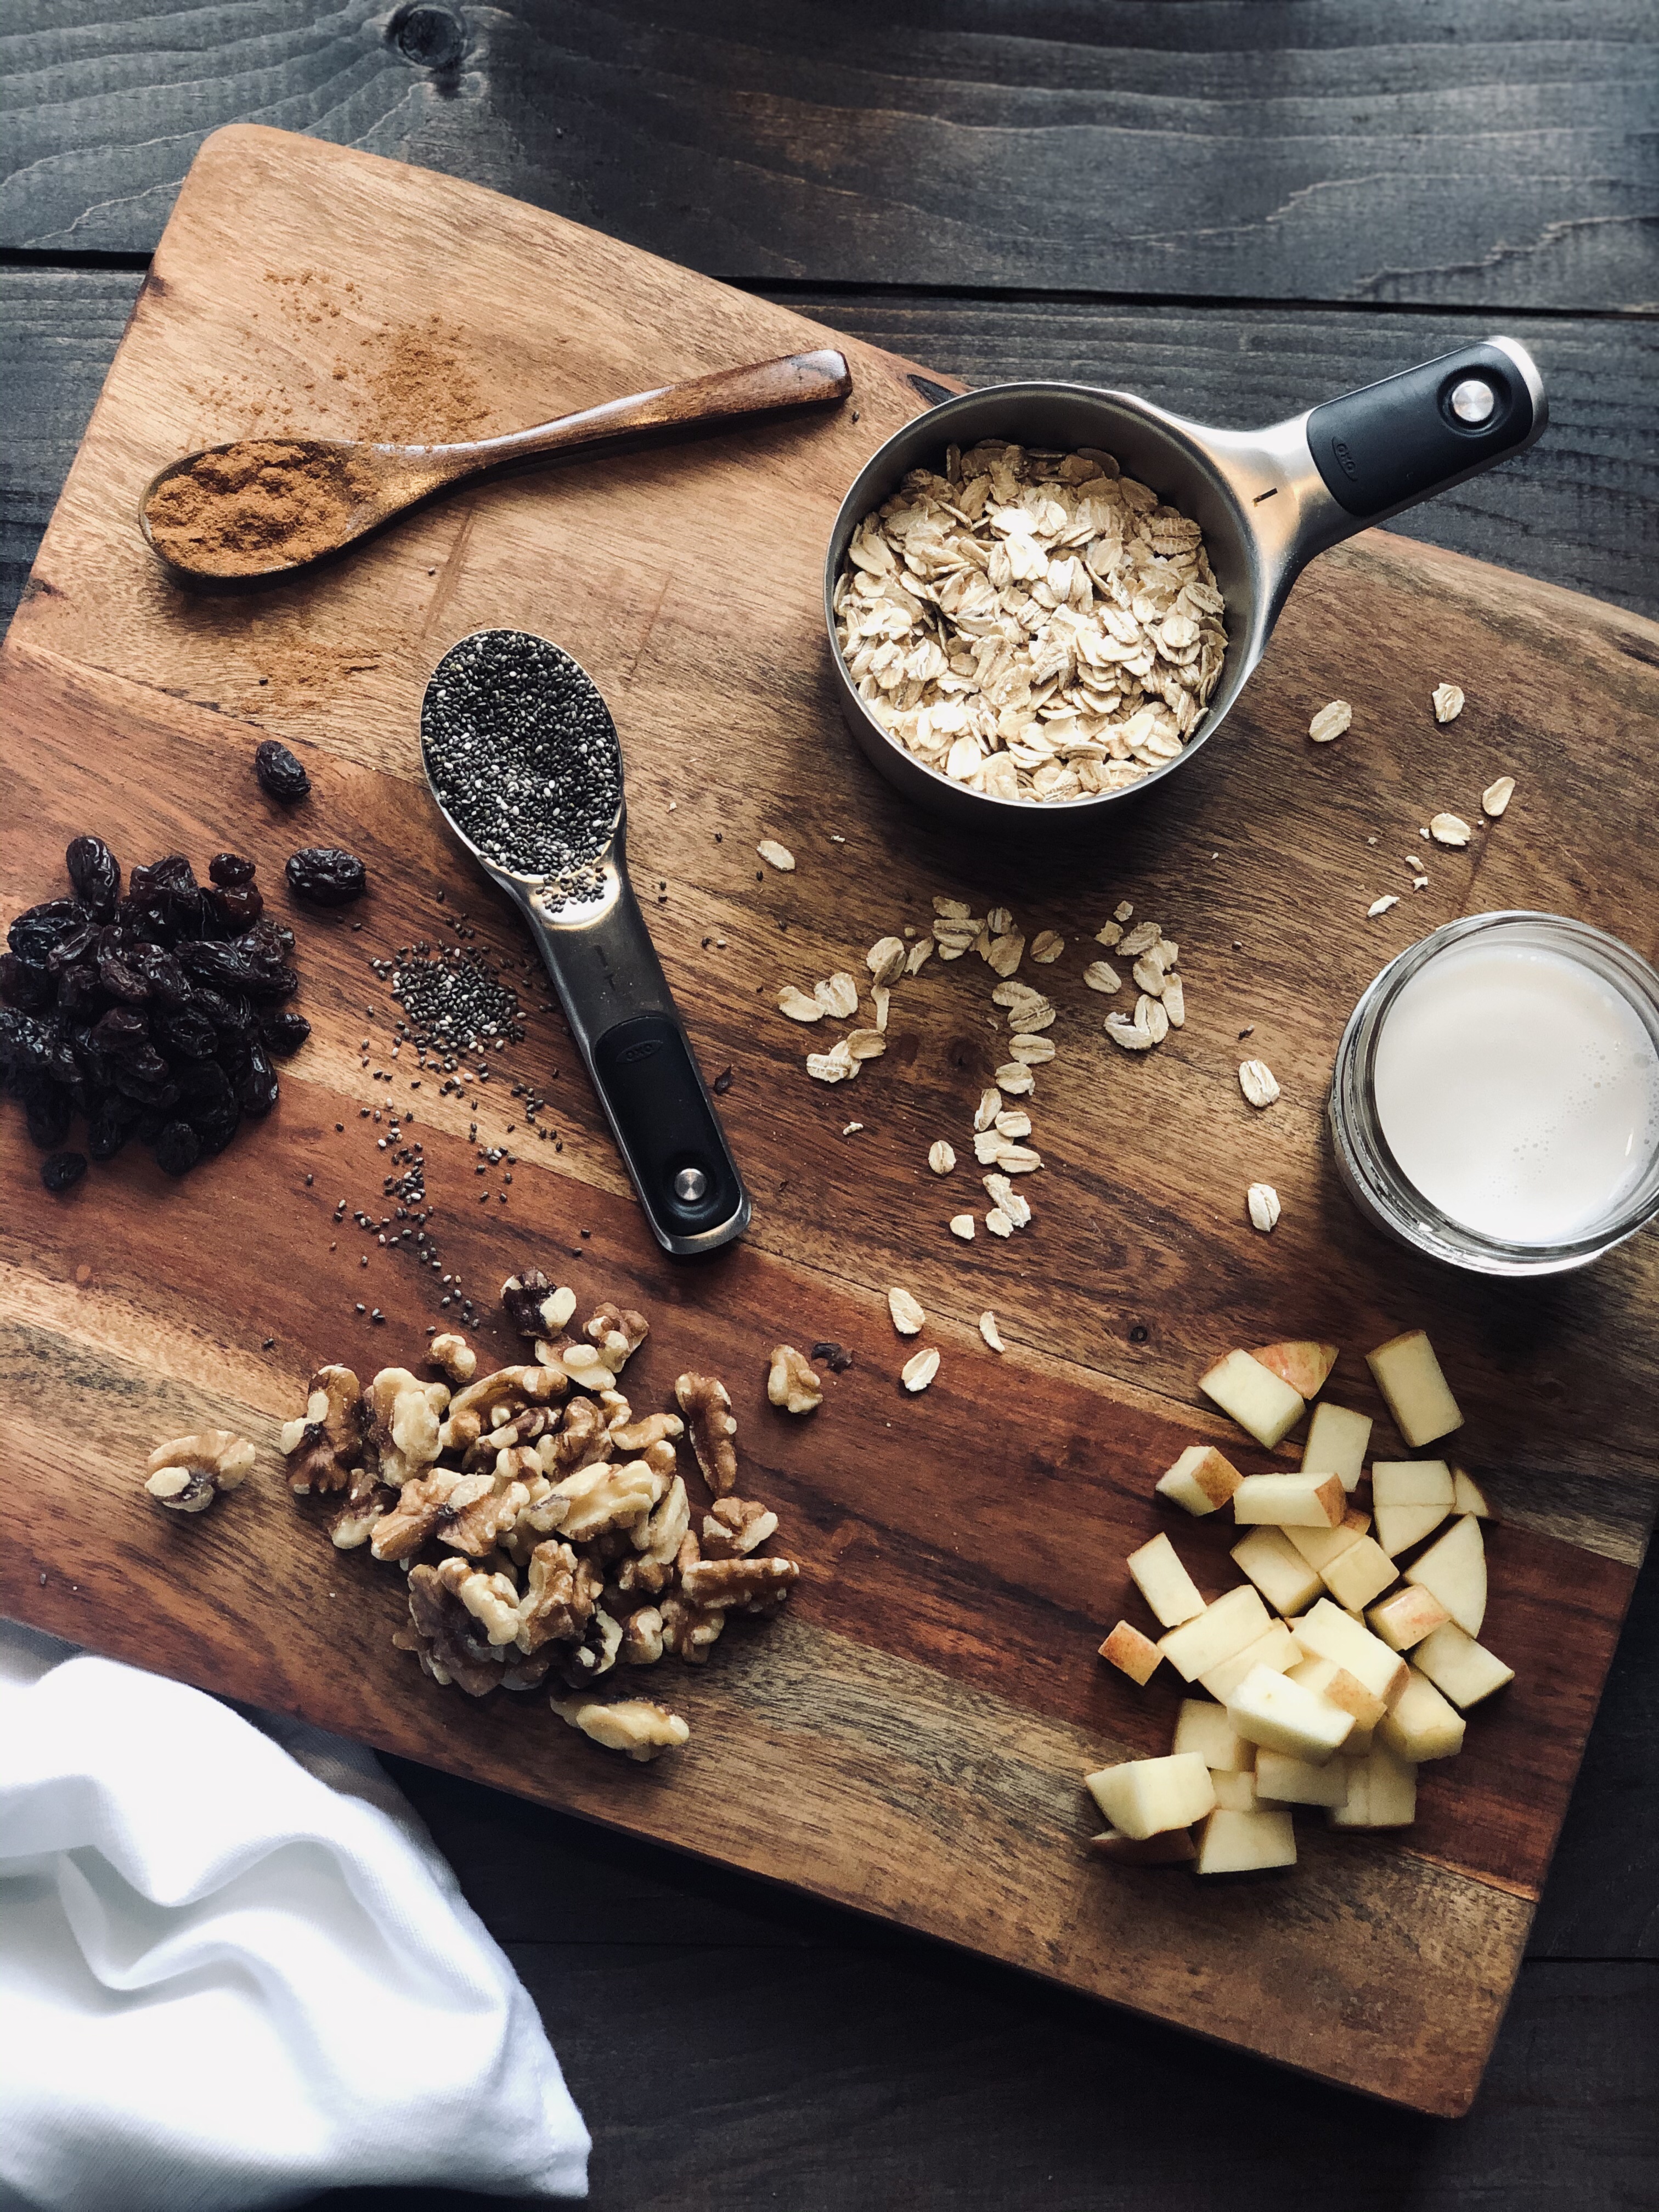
823 339 1545 828
421 630 749 1257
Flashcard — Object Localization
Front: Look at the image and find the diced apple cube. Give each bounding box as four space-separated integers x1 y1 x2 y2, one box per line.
1404 1514 1487 1636
1226 1663 1355 1764
1380 1667 1466 1762
1374 1500 1452 1556
1209 1768 1260 1812
1155 1443 1243 1517
1088 1826 1197 1866
1319 1534 1400 1613
1254 1747 1350 1807
1156 1584 1273 1683
1199 1350 1306 1449
1287 1508 1369 1571
1285 1655 1387 1732
1085 1752 1216 1840
1098 1621 1164 1685
1327 1743 1418 1830
1230 1526 1325 1617
1233 1471 1346 1528
1413 1621 1515 1708
1367 1585 1451 1652
1248 1340 1338 1399
1197 1622 1302 1704
1126 1531 1207 1628
1194 1805 1297 1874
1301 1401 1374 1492
1370 1459 1454 1556
1293 1599 1409 1707
1172 1697 1251 1771
1451 1465 1493 1519
1366 1330 1463 1448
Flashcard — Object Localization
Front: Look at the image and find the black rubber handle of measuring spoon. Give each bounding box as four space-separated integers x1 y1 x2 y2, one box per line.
590 1012 746 1248
1306 341 1544 521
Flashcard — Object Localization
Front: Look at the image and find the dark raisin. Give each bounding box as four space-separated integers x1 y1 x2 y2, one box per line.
90 1007 151 1060
285 847 366 907
255 740 312 803
208 853 257 887
94 934 150 1004
811 1341 855 1373
22 1077 72 1149
0 1011 55 1082
236 1040 280 1118
153 1120 202 1176
195 1110 242 1158
65 834 121 915
208 881 265 932
177 1059 236 1126
129 945 191 1006
40 1150 88 1193
8 900 89 965
152 1003 217 1060
128 854 198 904
45 920 98 977
260 1008 312 1055
86 1096 137 1159
0 952 55 1011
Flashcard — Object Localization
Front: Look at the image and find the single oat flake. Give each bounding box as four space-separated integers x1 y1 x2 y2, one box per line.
1432 684 1465 724
1248 1183 1282 1233
1308 700 1352 744
949 1213 975 1242
979 1311 1006 1352
1482 775 1516 817
888 1286 926 1336
985 1207 1013 1238
1029 931 1065 964
928 1140 957 1175
1239 1058 1280 1109
777 984 822 1023
901 1347 941 1393
1429 812 1473 848
757 839 795 871
1367 894 1400 917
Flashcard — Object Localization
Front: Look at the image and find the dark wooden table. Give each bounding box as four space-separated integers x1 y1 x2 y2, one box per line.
2 7 1655 2205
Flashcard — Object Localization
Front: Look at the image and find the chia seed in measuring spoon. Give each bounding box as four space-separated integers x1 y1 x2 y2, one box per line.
421 630 624 907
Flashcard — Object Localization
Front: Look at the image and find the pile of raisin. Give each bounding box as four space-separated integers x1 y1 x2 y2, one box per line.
0 838 312 1190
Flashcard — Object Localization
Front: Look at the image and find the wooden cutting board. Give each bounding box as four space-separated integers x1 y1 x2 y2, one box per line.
3 126 1656 2118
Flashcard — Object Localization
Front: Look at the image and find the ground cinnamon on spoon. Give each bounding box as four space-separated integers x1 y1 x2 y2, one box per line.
144 439 379 577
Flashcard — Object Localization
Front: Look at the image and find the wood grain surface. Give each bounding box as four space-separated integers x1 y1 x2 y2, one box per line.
2 124 1657 2122
3 2 1655 312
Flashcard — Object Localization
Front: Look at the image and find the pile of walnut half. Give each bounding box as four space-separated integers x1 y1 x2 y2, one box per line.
277 1271 802 1764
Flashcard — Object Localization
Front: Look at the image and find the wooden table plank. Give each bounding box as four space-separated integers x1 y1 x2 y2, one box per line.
2 2 1655 309
5 272 1658 630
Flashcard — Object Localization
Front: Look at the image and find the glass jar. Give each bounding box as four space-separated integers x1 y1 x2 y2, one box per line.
1329 911 1659 1277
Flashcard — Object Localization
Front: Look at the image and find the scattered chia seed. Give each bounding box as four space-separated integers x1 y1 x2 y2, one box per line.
421 631 623 902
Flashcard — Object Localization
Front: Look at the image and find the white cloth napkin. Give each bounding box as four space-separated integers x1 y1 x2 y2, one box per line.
0 1622 589 2210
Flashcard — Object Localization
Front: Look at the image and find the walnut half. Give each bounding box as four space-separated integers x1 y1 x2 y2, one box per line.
552 1695 689 1762
675 1371 739 1495
280 1365 363 1495
766 1345 823 1414
144 1430 256 1514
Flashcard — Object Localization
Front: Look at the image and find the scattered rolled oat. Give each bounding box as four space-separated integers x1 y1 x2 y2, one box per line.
949 1213 975 1241
985 1208 1013 1238
778 984 822 1023
815 971 859 1018
979 1311 1006 1351
1482 775 1516 818
1239 1058 1280 1109
1308 700 1352 745
973 1087 1002 1130
866 935 906 985
1161 974 1186 1028
888 1286 926 1336
845 1028 887 1060
1429 813 1473 848
1008 1034 1055 1064
1084 960 1121 994
1432 684 1465 724
901 1347 941 1393
1114 900 1134 923
1247 1183 1282 1233
842 1121 864 1136
1104 1011 1156 1052
994 1061 1035 1094
832 439 1227 804
1030 930 1065 964
1367 895 1400 917
928 1140 957 1175
806 1043 855 1084
757 839 795 871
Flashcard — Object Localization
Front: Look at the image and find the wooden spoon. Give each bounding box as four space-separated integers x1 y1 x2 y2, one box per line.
139 347 852 584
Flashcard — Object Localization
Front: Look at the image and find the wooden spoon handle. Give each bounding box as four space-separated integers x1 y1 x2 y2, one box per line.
424 348 852 477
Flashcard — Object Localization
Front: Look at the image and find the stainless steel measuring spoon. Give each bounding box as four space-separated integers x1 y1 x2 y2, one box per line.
421 629 749 1256
823 338 1546 828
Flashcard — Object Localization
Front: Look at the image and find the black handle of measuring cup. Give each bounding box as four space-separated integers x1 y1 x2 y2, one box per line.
589 1009 748 1254
1305 339 1546 523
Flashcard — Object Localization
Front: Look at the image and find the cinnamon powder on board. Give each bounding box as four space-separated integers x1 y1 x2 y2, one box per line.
145 440 380 578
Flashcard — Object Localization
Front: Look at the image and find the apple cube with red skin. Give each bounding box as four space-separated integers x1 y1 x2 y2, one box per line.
1248 1340 1338 1400
1199 1350 1306 1450
1367 1585 1451 1652
1155 1444 1243 1517
1098 1621 1163 1685
1233 1471 1346 1528
1293 1599 1410 1708
1405 1514 1487 1636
